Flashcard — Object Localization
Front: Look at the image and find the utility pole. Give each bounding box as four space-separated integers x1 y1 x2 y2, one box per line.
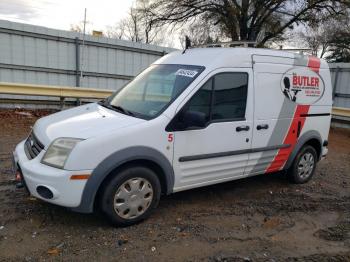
80 8 87 86
76 8 87 106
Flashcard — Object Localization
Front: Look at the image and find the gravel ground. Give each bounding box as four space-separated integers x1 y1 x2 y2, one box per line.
0 109 350 261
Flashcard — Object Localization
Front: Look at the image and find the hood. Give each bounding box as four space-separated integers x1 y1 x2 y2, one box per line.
33 103 145 146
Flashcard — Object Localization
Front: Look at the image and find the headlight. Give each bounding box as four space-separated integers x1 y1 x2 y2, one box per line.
41 138 83 169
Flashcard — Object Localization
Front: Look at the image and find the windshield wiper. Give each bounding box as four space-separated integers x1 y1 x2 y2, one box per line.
107 104 135 117
111 105 133 115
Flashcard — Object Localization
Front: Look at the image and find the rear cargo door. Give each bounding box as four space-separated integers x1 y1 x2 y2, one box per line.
246 57 296 175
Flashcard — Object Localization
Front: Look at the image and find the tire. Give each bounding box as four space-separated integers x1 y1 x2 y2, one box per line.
100 166 161 227
287 145 318 184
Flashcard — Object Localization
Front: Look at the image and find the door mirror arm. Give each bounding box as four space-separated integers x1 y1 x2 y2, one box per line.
166 110 207 131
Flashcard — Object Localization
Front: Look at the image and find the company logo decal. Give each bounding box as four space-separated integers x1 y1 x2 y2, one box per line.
281 67 324 104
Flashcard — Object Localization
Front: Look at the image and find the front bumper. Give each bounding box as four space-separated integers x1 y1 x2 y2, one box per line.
13 140 92 208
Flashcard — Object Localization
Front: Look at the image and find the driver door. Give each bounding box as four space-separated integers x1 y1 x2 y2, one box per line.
168 69 254 192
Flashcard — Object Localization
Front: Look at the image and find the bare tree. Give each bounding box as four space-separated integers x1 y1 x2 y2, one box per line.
105 0 170 45
105 7 142 42
294 9 350 60
127 7 143 42
105 22 127 39
70 24 84 33
137 0 159 44
140 0 350 47
325 15 350 62
299 23 335 58
69 21 92 35
178 19 224 46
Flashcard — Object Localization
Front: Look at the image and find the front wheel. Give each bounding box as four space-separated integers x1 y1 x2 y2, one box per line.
287 145 318 184
100 166 161 227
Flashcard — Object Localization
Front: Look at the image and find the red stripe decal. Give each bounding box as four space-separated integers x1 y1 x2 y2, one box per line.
266 105 310 173
265 56 320 173
307 56 321 73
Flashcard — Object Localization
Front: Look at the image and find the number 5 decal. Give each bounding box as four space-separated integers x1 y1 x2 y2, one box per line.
168 133 174 142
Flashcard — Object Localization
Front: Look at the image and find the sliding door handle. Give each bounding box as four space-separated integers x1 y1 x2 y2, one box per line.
236 125 250 132
257 124 269 130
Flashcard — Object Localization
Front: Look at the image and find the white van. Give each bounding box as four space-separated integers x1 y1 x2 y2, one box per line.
13 48 332 226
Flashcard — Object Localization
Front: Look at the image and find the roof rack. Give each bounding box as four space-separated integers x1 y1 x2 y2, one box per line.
184 38 313 55
194 41 257 48
278 48 313 55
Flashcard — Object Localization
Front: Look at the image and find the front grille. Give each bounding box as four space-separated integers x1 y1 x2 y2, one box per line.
24 132 44 159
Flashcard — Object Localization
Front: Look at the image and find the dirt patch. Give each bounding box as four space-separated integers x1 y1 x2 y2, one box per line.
285 253 350 262
315 215 350 242
1 109 350 261
209 252 350 262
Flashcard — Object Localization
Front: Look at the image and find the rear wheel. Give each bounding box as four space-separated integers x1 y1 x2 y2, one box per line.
100 166 161 226
287 145 318 184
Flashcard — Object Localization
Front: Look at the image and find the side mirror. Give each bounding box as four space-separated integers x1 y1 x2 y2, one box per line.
182 110 207 128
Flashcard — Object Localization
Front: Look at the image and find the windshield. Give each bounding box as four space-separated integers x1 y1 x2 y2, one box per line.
106 64 205 119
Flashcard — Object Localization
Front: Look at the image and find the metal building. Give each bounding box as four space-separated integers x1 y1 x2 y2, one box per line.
329 63 350 109
0 20 175 107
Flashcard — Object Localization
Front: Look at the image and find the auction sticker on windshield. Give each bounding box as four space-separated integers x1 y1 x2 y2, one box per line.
175 69 198 78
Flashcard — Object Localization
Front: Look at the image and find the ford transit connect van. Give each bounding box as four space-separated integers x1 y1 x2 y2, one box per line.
13 48 331 226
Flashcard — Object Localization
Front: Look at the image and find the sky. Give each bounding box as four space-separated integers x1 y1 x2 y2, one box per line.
0 0 135 32
0 0 300 50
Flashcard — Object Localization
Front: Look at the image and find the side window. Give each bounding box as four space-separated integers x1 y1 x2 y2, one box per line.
184 78 212 122
167 72 248 131
212 73 248 120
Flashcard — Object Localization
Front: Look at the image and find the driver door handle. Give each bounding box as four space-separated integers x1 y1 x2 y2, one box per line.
236 125 250 132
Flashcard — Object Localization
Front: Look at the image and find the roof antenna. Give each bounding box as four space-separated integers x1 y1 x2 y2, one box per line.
182 35 191 54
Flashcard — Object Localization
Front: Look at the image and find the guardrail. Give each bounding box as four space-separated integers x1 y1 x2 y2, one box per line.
332 107 350 118
332 107 350 128
0 82 350 123
0 82 113 99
